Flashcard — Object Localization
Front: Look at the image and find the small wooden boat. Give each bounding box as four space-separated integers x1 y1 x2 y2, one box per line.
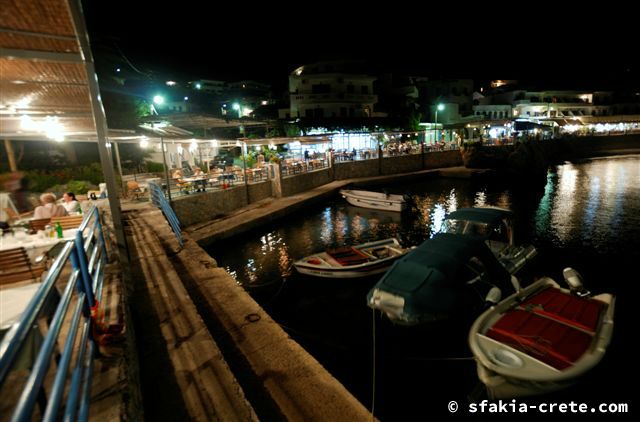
340 189 406 212
468 268 615 398
294 238 410 278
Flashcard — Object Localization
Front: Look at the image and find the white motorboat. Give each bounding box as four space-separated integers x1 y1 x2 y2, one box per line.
294 238 410 278
468 268 615 398
340 189 406 212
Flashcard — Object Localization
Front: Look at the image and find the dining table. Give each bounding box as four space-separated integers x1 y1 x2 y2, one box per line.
0 228 79 262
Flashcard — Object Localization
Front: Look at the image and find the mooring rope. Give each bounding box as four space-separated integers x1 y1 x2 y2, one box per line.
371 307 376 421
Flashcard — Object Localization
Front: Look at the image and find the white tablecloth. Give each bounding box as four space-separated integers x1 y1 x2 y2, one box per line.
0 283 42 330
0 229 78 252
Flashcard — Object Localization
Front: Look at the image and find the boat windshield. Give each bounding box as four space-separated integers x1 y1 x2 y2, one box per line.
441 219 490 237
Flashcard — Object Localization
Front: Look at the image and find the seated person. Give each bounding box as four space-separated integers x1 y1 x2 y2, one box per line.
191 166 206 191
172 168 193 193
62 191 81 213
192 166 204 177
172 168 184 180
33 193 68 219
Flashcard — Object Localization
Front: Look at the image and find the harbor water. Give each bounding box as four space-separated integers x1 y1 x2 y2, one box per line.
206 155 640 419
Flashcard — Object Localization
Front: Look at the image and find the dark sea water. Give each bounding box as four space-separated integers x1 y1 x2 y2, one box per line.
207 155 640 420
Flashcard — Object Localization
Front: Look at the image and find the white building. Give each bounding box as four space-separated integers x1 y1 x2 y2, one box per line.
473 90 615 120
285 61 378 119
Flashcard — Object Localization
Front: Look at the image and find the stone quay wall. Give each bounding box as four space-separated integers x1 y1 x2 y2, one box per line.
172 151 465 227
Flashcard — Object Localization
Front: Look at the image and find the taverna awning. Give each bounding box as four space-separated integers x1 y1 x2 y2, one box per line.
0 0 98 142
0 0 128 262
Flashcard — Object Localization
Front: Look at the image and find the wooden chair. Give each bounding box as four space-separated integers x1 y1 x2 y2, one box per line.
29 218 51 234
50 215 84 230
0 247 46 286
127 181 147 200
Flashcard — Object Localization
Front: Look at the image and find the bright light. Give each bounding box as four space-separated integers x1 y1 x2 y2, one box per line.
232 103 240 110
116 68 121 72
184 96 189 101
20 115 35 130
166 81 176 86
261 100 268 105
20 115 65 141
437 104 445 111
189 140 198 152
140 139 149 148
195 83 201 89
211 139 218 147
153 95 165 105
14 96 32 109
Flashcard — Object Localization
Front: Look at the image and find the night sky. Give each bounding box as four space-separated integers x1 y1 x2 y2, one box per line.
82 1 638 91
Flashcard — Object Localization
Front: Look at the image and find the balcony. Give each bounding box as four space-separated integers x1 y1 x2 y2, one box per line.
291 93 377 104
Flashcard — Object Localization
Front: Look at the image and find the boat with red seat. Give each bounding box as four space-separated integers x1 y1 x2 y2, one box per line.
469 268 615 398
293 238 410 278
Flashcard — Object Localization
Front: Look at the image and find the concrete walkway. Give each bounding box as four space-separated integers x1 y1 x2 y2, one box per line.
123 205 372 421
124 206 258 421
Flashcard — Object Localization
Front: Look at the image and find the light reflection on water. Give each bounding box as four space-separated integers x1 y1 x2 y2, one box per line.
213 155 640 289
208 155 640 416
533 155 640 252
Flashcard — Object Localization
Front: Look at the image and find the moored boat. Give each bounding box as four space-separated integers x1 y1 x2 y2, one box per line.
367 207 538 325
367 233 515 325
340 189 406 212
468 268 615 398
293 238 410 278
440 207 537 274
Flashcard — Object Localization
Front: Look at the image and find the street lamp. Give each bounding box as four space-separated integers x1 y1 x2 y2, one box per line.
151 95 165 115
434 103 444 144
232 102 242 118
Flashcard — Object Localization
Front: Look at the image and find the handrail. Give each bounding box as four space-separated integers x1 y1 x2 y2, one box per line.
148 180 184 247
0 205 109 421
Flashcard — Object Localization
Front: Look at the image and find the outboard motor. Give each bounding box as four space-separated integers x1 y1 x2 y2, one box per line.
563 267 590 297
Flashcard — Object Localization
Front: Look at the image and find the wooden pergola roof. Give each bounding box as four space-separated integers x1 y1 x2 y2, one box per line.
1 0 129 264
140 112 268 131
0 0 96 141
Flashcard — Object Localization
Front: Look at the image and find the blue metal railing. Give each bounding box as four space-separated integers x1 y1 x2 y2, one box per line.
148 180 184 247
0 205 108 421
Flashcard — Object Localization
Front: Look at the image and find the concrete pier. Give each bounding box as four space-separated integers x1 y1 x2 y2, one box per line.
87 165 489 420
122 204 373 420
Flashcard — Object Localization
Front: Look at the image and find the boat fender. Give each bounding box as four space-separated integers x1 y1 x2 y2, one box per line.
485 287 502 306
563 267 590 296
510 275 521 292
